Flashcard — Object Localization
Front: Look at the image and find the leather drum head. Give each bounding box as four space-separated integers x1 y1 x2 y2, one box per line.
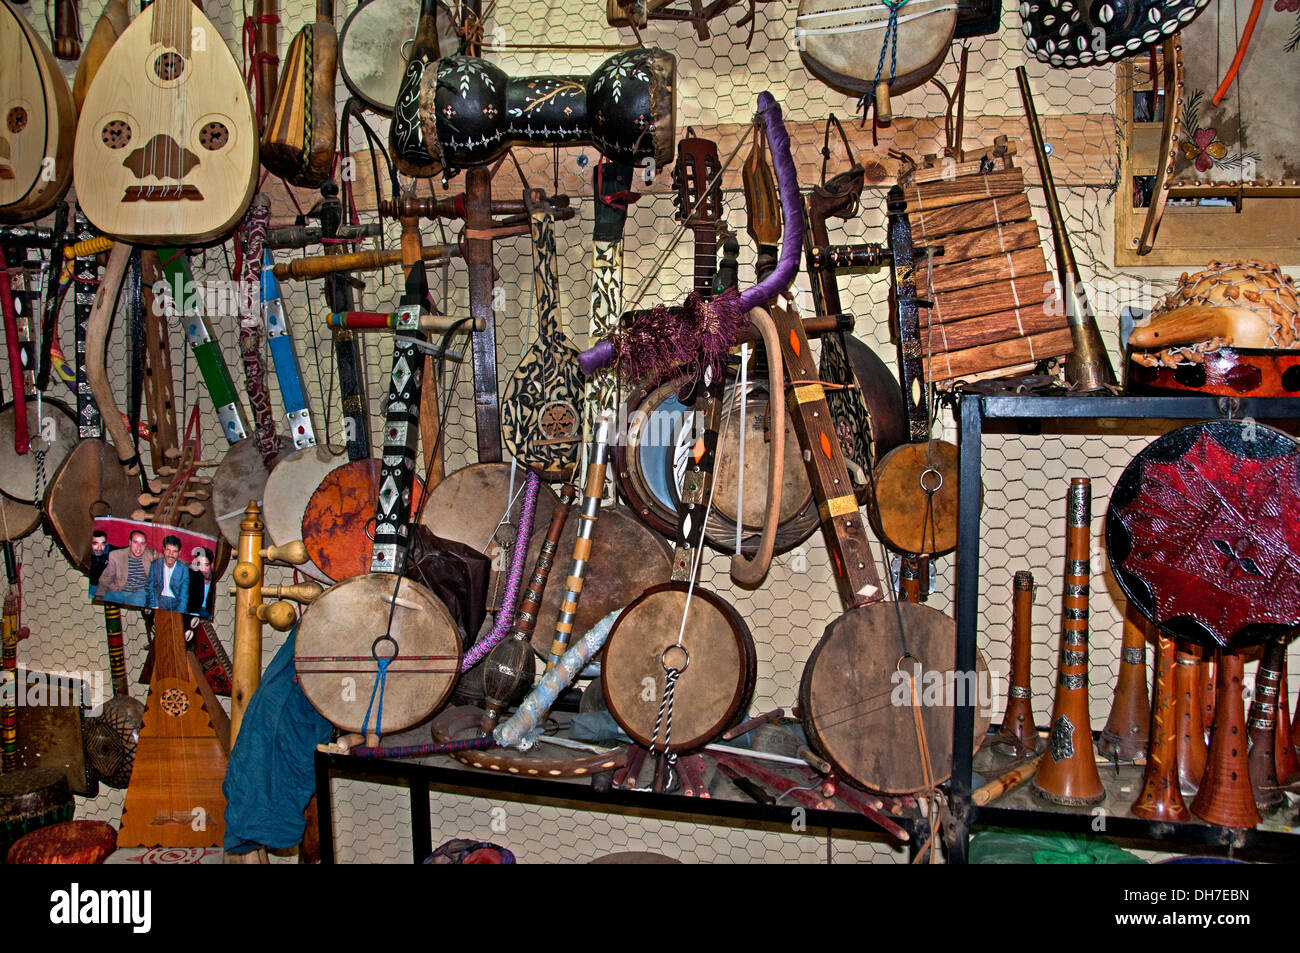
262 445 349 582
601 583 755 753
338 0 460 115
531 505 672 659
301 459 425 582
295 573 462 734
0 398 78 504
0 491 42 542
1106 419 1300 649
211 435 293 549
800 601 990 794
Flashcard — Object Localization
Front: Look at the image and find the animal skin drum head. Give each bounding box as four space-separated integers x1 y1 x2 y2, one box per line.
1106 419 1300 649
1019 0 1210 68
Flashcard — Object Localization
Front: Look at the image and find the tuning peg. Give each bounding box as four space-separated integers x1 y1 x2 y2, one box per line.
256 600 298 632
264 581 324 604
163 448 182 461
129 509 150 521
261 540 309 565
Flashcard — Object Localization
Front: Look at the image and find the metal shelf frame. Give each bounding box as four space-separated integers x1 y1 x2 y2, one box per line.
950 392 1300 863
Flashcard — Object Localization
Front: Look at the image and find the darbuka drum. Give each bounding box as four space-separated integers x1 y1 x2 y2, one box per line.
338 0 459 115
800 602 990 794
211 435 293 549
301 459 425 581
0 398 78 503
601 584 756 753
43 438 140 571
262 444 349 582
295 573 461 733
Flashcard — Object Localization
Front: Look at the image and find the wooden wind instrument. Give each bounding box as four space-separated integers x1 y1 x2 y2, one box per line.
260 0 338 187
271 243 457 282
1032 478 1104 806
250 0 280 131
1190 650 1261 829
1275 656 1300 784
1175 643 1209 793
992 570 1042 756
545 416 613 672
480 485 577 735
1245 638 1288 813
1014 67 1116 392
1131 631 1189 822
1098 603 1151 762
974 754 1045 807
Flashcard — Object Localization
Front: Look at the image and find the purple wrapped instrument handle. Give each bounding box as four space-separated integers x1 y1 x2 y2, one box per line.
578 91 803 375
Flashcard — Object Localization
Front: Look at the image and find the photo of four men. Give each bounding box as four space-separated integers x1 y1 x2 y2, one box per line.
89 518 218 620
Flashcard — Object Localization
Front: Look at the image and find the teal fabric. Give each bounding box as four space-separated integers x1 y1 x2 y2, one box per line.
222 627 333 853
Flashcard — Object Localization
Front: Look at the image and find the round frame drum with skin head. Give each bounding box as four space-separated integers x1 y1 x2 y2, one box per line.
295 572 461 734
210 435 294 549
601 583 756 753
0 398 79 504
869 439 963 556
338 0 460 115
0 491 42 542
261 444 350 582
800 601 990 794
301 458 425 582
42 437 141 571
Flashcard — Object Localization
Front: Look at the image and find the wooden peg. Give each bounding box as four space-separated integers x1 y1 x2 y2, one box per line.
261 539 309 565
255 601 298 631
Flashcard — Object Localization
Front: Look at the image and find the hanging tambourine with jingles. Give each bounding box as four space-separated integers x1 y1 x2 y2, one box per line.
1020 0 1210 68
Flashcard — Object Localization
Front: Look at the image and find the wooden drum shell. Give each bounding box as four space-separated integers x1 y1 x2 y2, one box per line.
601 583 756 753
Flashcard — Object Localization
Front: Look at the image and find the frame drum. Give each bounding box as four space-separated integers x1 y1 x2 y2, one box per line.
211 435 293 549
338 0 460 115
0 492 42 542
301 458 425 582
295 573 461 733
261 444 349 582
800 601 990 794
601 583 756 752
0 398 78 504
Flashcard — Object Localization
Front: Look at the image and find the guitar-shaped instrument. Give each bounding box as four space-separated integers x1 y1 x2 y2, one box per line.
73 0 258 244
45 212 144 572
261 0 338 187
501 189 584 482
118 414 232 847
0 0 75 224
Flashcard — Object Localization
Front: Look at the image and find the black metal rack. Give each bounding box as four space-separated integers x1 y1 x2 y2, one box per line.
949 391 1300 863
314 749 925 863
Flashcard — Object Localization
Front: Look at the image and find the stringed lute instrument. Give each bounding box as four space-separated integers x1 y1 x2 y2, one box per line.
0 0 75 224
73 0 258 244
260 0 338 187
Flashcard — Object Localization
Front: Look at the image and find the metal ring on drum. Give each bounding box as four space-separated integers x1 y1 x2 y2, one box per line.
294 573 462 735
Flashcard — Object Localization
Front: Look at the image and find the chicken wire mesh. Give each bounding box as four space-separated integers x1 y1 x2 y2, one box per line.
6 0 1296 863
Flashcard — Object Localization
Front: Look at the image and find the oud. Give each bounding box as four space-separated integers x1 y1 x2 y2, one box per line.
0 0 76 224
73 0 258 244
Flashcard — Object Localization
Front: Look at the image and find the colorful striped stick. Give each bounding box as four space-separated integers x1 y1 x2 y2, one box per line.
156 249 249 444
262 251 315 450
545 413 612 672
102 604 129 697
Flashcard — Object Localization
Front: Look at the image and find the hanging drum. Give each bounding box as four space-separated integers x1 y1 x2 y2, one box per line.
1106 418 1300 651
801 601 991 794
1020 0 1210 68
0 398 78 504
615 377 819 555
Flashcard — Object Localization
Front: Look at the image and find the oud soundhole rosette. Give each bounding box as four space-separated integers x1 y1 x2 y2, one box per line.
161 688 189 717
101 120 132 149
198 122 230 151
153 51 185 81
538 402 578 444
6 107 27 134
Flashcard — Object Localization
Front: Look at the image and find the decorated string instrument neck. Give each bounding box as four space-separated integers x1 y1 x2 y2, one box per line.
886 187 931 443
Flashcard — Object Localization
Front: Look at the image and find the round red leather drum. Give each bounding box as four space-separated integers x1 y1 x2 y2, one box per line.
6 819 117 864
